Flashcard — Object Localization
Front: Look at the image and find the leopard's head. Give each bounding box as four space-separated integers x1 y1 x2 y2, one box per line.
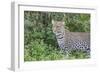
52 20 65 34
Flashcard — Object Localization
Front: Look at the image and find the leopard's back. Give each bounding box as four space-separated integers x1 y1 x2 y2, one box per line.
64 32 90 52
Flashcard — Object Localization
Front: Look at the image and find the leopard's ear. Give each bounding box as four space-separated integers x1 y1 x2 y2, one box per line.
52 20 57 24
62 21 65 24
52 20 55 24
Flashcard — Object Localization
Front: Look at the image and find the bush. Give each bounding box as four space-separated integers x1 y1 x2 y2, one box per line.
24 40 64 61
68 50 90 59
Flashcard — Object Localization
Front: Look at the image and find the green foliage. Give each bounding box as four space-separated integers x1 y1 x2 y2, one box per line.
24 11 90 61
51 12 64 21
68 50 90 59
64 13 90 32
24 40 64 61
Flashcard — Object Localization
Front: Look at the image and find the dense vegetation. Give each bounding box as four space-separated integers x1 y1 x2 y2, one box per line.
24 11 90 61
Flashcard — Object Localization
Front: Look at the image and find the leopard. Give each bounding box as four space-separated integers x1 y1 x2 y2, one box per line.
52 20 90 55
